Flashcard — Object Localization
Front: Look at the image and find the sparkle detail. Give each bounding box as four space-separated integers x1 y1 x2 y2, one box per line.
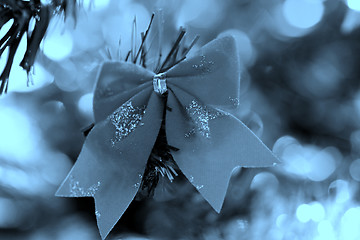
229 97 240 107
97 87 114 98
133 173 143 189
109 101 146 145
185 99 226 138
189 176 194 183
196 185 204 190
95 210 101 218
69 176 101 197
192 55 215 73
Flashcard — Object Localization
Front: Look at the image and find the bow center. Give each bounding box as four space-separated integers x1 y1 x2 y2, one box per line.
153 73 167 95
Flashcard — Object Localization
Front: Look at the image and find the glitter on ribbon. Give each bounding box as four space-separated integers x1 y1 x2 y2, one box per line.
109 101 146 145
185 99 226 138
229 97 240 107
69 176 101 197
133 173 143 189
97 87 115 98
95 210 101 218
192 55 215 73
196 185 204 190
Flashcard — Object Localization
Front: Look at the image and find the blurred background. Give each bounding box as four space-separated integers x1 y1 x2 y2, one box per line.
1 0 360 239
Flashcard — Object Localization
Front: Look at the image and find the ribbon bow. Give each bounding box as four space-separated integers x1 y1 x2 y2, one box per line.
56 35 279 239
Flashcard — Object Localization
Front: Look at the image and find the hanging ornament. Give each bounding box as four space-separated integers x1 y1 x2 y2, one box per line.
56 29 279 238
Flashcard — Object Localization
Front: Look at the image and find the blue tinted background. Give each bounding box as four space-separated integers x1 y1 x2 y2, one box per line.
1 0 360 239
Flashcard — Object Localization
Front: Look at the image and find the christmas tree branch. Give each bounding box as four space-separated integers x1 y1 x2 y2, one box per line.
0 0 77 95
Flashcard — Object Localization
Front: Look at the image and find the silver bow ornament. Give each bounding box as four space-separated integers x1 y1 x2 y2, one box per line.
56 35 279 239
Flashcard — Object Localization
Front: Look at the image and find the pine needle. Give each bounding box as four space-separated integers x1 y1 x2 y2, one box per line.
0 0 79 95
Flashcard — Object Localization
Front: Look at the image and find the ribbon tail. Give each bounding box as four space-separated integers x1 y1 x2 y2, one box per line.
166 89 279 213
56 90 164 239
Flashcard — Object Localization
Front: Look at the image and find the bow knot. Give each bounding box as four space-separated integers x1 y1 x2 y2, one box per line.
153 72 167 95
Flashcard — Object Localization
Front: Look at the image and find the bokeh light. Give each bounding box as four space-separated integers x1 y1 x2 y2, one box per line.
347 0 360 12
296 203 312 223
341 9 360 34
0 107 37 161
72 12 104 52
250 172 279 191
78 93 94 119
176 0 222 29
40 151 72 186
289 42 353 100
282 0 325 29
296 202 325 223
349 159 360 181
271 4 312 38
82 0 111 11
317 220 336 240
101 2 151 58
274 136 337 181
309 202 325 222
275 214 287 228
53 61 80 92
41 18 73 61
329 180 351 204
340 207 360 240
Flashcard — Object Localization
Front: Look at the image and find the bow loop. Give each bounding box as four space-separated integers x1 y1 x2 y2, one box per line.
165 36 240 112
93 62 153 122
